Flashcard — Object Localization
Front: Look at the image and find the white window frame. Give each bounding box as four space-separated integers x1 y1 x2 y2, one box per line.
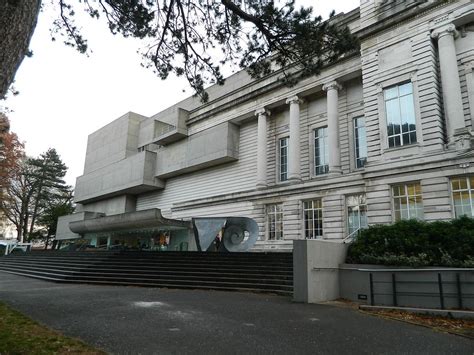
391 182 424 221
278 136 289 182
313 126 329 176
450 176 474 218
346 194 368 236
353 116 367 169
266 204 284 240
376 71 423 157
302 199 323 239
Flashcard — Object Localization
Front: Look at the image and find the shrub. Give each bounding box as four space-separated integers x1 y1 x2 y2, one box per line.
346 216 474 267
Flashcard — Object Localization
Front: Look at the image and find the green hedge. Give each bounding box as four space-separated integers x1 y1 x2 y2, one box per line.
346 217 474 267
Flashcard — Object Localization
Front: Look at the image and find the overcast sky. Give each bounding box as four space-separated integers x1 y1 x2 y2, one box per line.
4 0 359 187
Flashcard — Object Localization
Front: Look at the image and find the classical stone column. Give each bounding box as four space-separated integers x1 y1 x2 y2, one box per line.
431 24 465 143
323 81 342 173
286 96 302 182
255 108 270 189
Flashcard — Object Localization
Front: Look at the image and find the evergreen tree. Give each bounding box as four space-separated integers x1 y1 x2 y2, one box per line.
35 187 74 249
1 1 359 101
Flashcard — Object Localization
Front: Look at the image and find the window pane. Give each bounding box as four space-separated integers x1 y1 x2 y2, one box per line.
399 82 413 96
400 95 416 127
384 86 398 100
386 99 401 127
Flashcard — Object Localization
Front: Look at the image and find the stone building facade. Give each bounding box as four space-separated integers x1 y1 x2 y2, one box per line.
57 0 474 251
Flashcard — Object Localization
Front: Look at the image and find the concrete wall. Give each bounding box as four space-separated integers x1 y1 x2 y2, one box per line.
56 212 104 240
293 239 348 303
75 150 164 203
340 264 474 310
155 121 239 178
83 112 147 174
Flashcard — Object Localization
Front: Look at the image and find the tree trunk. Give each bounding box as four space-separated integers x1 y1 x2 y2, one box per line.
0 0 42 99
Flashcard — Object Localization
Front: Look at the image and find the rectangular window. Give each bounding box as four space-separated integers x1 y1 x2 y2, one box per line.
267 204 283 240
303 200 323 239
353 117 367 168
347 194 368 235
451 176 474 218
392 183 424 221
279 137 288 182
314 127 328 175
384 82 417 148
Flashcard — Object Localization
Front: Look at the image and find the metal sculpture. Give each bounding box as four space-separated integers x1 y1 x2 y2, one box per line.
192 217 259 252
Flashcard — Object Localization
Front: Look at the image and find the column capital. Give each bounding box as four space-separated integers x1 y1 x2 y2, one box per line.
322 81 342 92
255 108 270 117
431 23 458 40
286 95 303 105
464 61 474 73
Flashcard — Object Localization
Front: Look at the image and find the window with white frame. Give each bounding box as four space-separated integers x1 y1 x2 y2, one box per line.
279 137 289 182
353 117 367 168
392 183 424 221
303 200 323 239
347 194 368 235
267 204 283 240
314 127 328 175
451 176 474 218
384 82 417 148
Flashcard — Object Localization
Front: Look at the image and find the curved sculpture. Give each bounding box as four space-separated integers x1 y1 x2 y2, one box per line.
192 217 259 252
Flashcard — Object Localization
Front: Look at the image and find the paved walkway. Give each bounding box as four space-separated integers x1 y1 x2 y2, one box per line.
0 271 472 354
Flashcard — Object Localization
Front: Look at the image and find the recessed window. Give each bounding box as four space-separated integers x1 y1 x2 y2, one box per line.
384 82 417 148
347 194 368 235
303 200 323 239
279 137 288 182
314 127 328 175
451 176 474 218
353 117 367 168
267 204 283 240
392 183 424 221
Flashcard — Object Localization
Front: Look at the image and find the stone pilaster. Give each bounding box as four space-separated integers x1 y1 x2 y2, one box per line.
431 24 466 146
286 96 302 182
322 81 342 173
255 108 270 189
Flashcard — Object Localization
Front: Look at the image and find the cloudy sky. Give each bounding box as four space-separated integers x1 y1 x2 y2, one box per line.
4 0 359 187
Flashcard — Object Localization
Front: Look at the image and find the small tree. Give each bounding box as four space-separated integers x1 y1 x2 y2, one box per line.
35 188 75 249
0 147 73 242
0 113 25 239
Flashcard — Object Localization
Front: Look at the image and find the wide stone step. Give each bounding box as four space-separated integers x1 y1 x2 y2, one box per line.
0 263 292 280
0 267 292 294
0 259 293 272
0 251 294 295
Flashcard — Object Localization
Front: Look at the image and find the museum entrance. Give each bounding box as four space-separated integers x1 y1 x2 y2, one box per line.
84 226 192 251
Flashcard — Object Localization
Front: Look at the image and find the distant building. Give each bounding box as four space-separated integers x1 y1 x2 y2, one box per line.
57 0 474 251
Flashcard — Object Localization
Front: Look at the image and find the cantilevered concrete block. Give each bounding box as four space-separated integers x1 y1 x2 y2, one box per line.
155 121 239 178
75 151 164 204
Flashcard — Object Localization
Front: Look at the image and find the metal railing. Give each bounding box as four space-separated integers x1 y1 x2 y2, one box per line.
366 268 474 310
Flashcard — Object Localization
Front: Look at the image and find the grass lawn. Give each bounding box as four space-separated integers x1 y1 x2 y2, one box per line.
0 302 105 354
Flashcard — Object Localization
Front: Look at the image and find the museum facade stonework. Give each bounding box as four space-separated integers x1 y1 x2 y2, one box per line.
57 0 474 251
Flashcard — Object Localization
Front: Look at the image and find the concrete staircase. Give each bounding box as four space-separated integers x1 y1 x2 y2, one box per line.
0 251 293 296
